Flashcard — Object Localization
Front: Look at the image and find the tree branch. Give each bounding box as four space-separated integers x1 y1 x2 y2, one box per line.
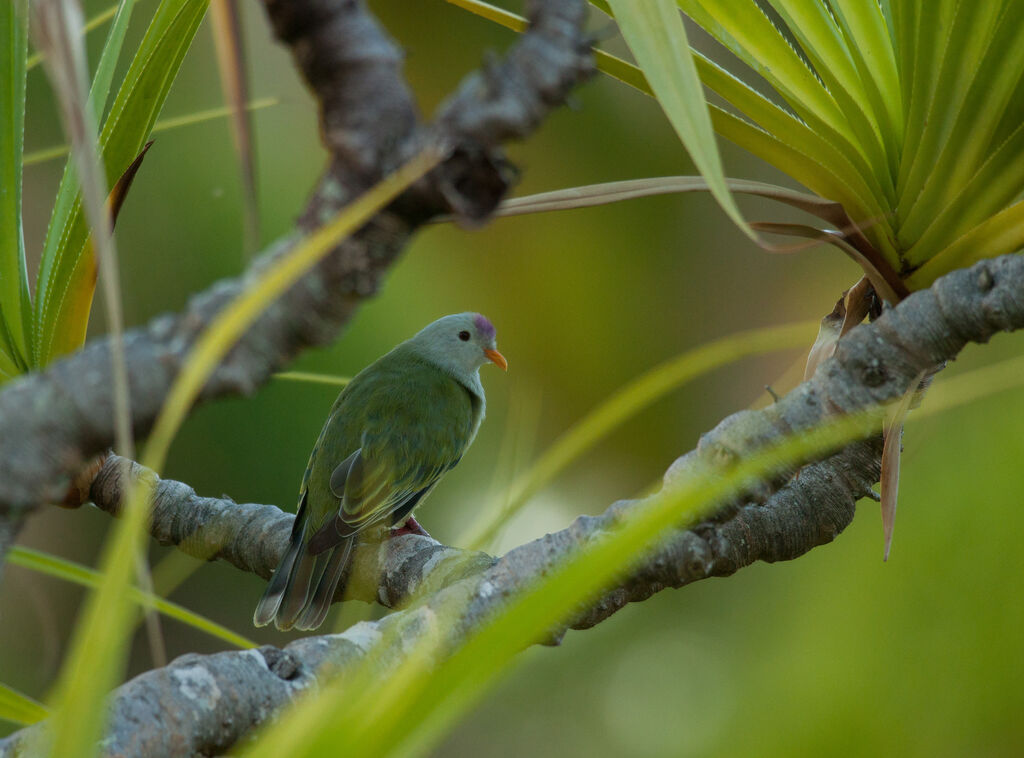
1 254 1016 756
85 454 496 607
3 0 1023 751
0 0 592 524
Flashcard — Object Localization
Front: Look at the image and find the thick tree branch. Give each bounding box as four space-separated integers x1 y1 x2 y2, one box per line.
0 0 592 522
86 455 496 607
2 255 1016 756
2 0 1021 751
89 253 1024 616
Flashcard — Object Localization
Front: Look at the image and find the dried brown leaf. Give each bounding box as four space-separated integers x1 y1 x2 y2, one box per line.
804 295 845 382
881 370 928 561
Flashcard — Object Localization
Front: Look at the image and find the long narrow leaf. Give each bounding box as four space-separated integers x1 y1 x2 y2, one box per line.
906 122 1024 268
26 2 122 71
707 106 898 264
271 371 351 387
34 20 162 673
7 546 256 649
86 0 137 125
47 143 151 359
0 0 32 369
34 0 210 368
766 0 890 178
489 176 849 227
889 0 917 116
34 0 154 747
0 682 47 727
751 221 904 303
33 0 134 458
677 0 889 191
607 0 754 238
679 0 832 122
906 198 1024 289
37 149 440 758
247 352 1024 758
895 0 955 195
209 0 259 252
691 48 885 201
447 0 892 253
895 1 1002 223
0 354 19 382
30 0 136 369
880 370 925 561
828 0 903 174
23 97 278 166
898 9 1024 255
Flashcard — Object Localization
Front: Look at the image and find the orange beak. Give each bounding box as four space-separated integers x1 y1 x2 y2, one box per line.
484 348 508 371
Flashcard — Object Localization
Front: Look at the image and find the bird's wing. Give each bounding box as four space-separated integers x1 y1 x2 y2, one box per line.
344 447 454 525
306 450 449 554
306 368 478 554
328 448 360 499
295 395 341 527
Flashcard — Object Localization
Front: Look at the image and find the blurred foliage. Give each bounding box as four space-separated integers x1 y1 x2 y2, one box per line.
2 0 1023 755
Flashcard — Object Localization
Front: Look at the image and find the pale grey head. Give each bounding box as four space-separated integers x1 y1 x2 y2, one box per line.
407 312 507 396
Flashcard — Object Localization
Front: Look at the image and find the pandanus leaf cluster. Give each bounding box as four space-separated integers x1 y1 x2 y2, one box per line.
455 0 1024 299
0 0 209 384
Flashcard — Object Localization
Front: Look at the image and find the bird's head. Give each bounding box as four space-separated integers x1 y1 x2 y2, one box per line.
411 312 508 379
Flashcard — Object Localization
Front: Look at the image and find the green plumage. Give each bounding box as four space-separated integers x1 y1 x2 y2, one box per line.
254 313 503 631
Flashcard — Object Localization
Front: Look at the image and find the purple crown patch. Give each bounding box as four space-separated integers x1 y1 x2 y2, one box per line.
474 313 496 340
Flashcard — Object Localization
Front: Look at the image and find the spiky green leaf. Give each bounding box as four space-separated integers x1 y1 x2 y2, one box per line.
0 0 32 371
34 0 210 367
7 546 256 649
607 0 754 237
0 682 47 726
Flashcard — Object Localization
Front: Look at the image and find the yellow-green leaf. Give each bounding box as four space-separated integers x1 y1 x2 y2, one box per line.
34 0 210 369
271 371 352 387
0 0 31 370
41 148 440 758
898 10 1024 258
23 97 279 167
828 0 903 173
677 0 886 190
896 0 994 218
906 198 1024 289
26 2 123 71
7 546 256 649
47 143 151 360
209 0 259 252
0 682 47 726
607 0 754 239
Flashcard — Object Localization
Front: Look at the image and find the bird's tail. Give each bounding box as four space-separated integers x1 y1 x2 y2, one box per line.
253 531 354 632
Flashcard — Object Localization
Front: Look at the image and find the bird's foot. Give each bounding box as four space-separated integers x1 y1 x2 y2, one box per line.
391 515 432 539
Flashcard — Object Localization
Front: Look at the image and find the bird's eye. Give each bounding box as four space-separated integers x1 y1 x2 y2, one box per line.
458 330 471 341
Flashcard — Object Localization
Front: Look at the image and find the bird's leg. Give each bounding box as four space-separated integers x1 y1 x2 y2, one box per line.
391 515 432 539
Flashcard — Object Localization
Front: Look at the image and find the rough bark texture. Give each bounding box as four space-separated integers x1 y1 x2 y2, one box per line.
1 254 1017 756
2 0 1024 753
0 0 592 517
86 455 497 607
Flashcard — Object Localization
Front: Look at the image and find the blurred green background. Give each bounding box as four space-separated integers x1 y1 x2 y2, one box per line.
4 1 1024 755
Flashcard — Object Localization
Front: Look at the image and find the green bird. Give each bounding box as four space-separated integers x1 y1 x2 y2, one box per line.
254 312 507 631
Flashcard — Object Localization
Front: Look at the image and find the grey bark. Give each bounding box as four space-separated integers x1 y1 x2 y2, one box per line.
0 0 592 516
0 254 1017 756
2 0 1023 753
